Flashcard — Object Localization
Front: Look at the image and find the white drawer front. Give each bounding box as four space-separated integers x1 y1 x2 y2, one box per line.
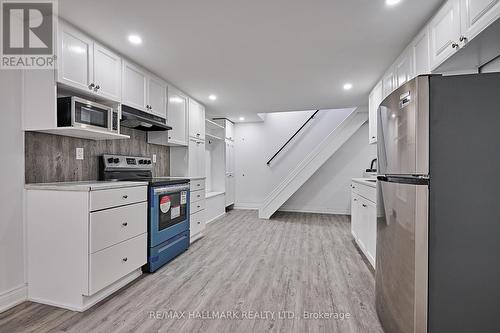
190 209 206 237
190 189 205 204
352 182 376 203
190 179 205 191
191 198 206 214
89 233 146 295
90 186 147 211
90 202 147 253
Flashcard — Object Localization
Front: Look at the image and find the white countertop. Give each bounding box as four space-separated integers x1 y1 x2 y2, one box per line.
167 176 206 180
25 181 149 192
352 178 377 188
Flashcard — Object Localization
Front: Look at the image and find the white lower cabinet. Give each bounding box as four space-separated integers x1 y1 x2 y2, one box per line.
189 179 206 243
26 184 148 311
350 180 377 268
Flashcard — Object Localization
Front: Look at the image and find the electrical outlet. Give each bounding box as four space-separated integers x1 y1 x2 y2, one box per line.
76 148 84 160
152 154 157 163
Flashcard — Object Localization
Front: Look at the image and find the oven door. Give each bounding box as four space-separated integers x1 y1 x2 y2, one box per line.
149 184 190 247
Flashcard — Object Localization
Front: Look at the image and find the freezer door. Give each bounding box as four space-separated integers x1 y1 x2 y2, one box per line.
376 179 428 333
378 76 429 175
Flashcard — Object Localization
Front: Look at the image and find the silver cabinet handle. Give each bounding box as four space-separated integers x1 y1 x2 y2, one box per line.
122 195 128 199
197 222 200 224
88 83 95 89
197 205 201 208
197 184 200 187
95 85 100 90
459 35 467 42
354 198 357 201
196 133 200 136
197 194 201 198
122 222 128 227
452 42 459 49
362 204 367 208
122 257 128 262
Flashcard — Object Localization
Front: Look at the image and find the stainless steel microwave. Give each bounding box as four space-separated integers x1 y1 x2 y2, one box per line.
57 96 119 133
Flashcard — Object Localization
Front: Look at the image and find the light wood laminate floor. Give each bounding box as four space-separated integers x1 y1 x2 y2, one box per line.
0 210 383 333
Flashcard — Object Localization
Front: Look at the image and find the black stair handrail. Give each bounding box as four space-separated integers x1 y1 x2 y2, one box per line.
266 110 320 166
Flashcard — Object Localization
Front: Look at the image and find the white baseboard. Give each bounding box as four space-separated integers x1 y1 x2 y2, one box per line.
278 206 350 215
233 202 260 210
206 212 225 224
0 284 27 313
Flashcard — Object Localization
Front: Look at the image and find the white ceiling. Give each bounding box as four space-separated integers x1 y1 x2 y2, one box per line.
59 0 443 121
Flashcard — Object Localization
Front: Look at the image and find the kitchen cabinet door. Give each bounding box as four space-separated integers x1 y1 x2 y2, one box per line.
412 28 431 76
363 198 377 266
188 99 205 140
122 61 147 111
368 81 382 144
147 76 167 118
395 49 414 88
351 192 361 241
167 87 188 145
429 0 462 70
460 0 500 41
382 67 395 99
93 43 121 101
58 23 94 92
225 174 235 206
225 120 235 141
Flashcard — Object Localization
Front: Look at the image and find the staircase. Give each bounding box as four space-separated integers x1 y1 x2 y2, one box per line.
258 107 368 219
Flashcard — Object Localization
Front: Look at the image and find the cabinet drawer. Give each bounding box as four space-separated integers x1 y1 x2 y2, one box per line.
90 202 147 253
190 209 206 237
191 198 206 214
190 179 205 191
190 189 205 204
351 182 376 203
88 233 146 295
90 186 147 211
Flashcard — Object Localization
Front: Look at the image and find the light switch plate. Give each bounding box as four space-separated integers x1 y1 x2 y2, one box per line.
76 148 84 160
152 154 157 163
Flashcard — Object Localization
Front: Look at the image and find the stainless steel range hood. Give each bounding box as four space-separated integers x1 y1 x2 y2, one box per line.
121 105 172 131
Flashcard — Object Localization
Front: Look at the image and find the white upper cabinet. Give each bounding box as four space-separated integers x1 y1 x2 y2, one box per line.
225 120 235 141
167 87 188 145
122 61 147 111
429 0 462 70
460 0 500 40
412 27 431 76
93 43 122 101
58 23 94 92
188 99 206 140
382 67 395 99
58 23 121 101
395 48 415 88
147 76 167 118
122 61 167 118
368 81 383 144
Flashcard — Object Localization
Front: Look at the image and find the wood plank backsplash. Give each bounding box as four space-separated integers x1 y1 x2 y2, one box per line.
25 127 170 183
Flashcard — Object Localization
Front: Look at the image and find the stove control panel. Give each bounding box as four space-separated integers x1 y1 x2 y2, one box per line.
103 155 153 170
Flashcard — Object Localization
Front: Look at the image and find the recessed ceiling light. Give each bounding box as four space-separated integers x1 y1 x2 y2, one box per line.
343 83 353 90
239 117 245 121
386 0 401 6
128 34 142 45
209 94 217 101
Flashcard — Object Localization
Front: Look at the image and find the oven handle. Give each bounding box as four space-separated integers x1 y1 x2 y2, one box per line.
153 185 190 194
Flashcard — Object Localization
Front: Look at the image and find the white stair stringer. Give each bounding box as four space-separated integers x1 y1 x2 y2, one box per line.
258 108 368 219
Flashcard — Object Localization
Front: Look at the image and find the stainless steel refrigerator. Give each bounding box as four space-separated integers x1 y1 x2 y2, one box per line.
376 73 500 333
